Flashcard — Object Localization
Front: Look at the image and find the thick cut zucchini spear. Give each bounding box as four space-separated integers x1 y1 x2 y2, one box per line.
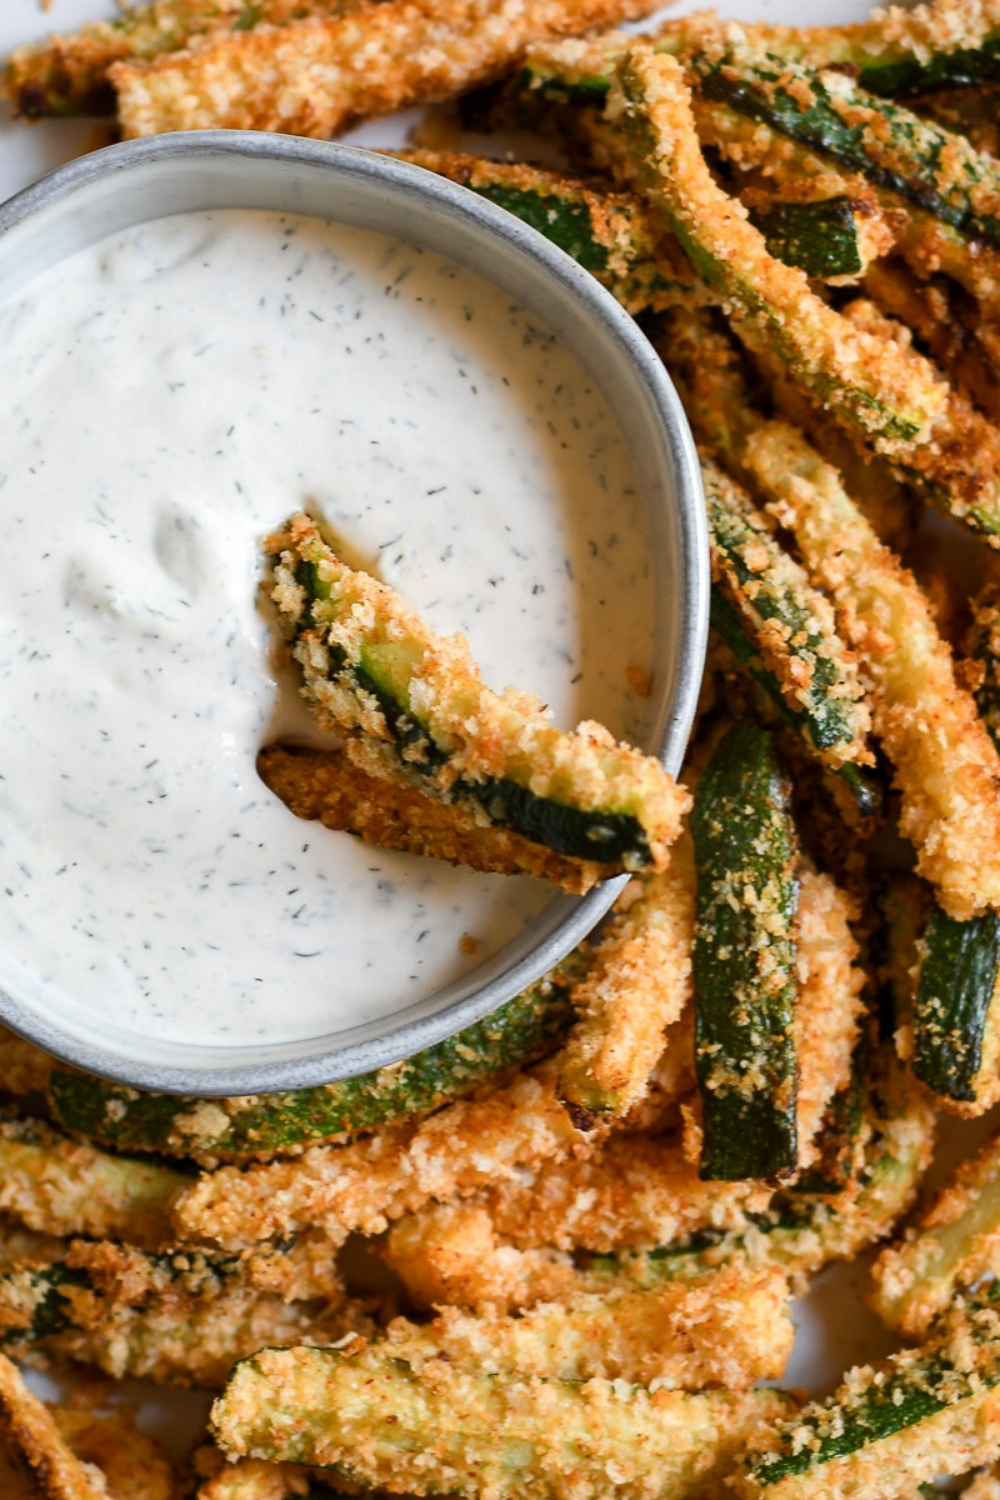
381 1262 793 1389
605 50 944 450
396 149 704 314
699 451 872 775
555 833 694 1127
691 721 799 1182
871 1122 1000 1340
1 0 344 119
912 901 1000 1109
743 419 1000 924
734 1290 1000 1500
212 1341 790 1500
802 4 1000 100
0 1237 357 1388
0 1119 185 1248
267 512 688 885
46 951 584 1158
109 0 664 139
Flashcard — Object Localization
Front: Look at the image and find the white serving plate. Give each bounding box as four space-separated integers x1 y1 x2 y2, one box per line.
4 0 1000 1478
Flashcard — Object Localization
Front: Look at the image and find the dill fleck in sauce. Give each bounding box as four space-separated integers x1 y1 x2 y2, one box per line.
0 209 654 1048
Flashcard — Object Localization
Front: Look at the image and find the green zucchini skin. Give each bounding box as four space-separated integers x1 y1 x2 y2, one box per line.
969 583 1000 756
691 721 799 1181
855 42 1000 101
738 1291 1000 1498
912 902 1000 1103
749 196 863 281
47 957 583 1156
695 50 1000 253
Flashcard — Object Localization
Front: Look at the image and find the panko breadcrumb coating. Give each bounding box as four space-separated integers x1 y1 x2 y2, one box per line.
111 0 664 138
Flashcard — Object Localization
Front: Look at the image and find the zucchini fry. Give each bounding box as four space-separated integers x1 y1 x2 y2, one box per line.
969 582 1000 755
0 1121 184 1249
742 419 1000 924
734 1291 1000 1500
267 512 688 884
379 1261 793 1389
2 0 343 119
46 1404 176 1500
0 1238 359 1388
110 0 663 138
870 1122 1000 1340
171 1059 588 1251
691 721 799 1182
794 866 865 1170
0 1350 107 1500
212 1340 790 1500
196 1459 319 1499
0 1027 52 1098
47 944 584 1157
911 901 1000 1110
555 831 695 1127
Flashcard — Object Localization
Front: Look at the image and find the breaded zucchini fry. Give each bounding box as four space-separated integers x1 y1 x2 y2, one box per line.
212 1340 790 1500
743 419 1000 923
0 1028 52 1098
110 0 663 138
2 0 343 119
267 513 688 883
171 1059 588 1251
379 1261 793 1389
555 831 694 1127
733 1291 1000 1500
0 1350 107 1500
870 1122 1000 1340
911 900 1000 1111
0 1238 359 1388
0 1121 184 1249
794 865 865 1171
969 582 1000 755
0 1391 176 1500
48 943 584 1157
196 1459 318 1499
691 721 799 1181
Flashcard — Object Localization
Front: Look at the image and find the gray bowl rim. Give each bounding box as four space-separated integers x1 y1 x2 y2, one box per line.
0 130 708 1096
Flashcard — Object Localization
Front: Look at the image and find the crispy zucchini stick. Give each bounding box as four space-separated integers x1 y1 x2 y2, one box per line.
743 420 1000 923
870 1122 1000 1339
0 1351 107 1500
734 1291 1000 1500
380 1261 793 1389
0 1121 185 1248
2 0 347 119
555 831 695 1127
212 1340 790 1500
267 512 688 883
911 900 1000 1111
197 1460 319 1499
110 0 663 138
0 1238 359 1388
692 721 799 1181
47 944 584 1157
171 1059 588 1251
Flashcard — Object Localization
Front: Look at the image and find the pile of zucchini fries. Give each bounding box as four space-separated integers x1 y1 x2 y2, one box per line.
13 0 1000 1496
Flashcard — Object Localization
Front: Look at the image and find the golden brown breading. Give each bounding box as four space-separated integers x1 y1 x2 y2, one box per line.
794 866 865 1169
0 1029 52 1099
382 1261 793 1389
744 418 1000 922
555 830 695 1125
0 1353 107 1500
49 1407 175 1500
257 741 610 893
171 1059 590 1251
110 0 662 138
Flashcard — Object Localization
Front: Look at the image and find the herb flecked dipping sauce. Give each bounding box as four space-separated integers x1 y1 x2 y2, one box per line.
0 208 655 1048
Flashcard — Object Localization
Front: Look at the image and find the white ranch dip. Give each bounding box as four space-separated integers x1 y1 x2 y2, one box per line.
0 209 654 1049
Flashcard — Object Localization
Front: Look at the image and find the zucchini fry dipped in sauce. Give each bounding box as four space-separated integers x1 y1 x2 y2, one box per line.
691 721 799 1182
46 945 585 1157
109 0 663 139
212 1339 790 1500
871 1121 1000 1341
734 1289 1000 1500
744 419 1000 922
266 512 688 888
555 828 695 1127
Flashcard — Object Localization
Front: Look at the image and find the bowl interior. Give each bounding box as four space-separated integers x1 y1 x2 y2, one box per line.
0 133 706 1093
